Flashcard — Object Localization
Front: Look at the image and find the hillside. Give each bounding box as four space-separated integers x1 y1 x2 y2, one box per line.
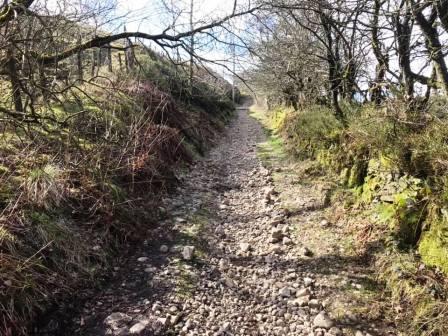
0 42 236 335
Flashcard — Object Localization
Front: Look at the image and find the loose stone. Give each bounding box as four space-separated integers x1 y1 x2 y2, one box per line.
313 311 334 329
182 246 195 260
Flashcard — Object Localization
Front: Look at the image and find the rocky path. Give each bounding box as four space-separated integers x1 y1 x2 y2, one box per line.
40 106 397 336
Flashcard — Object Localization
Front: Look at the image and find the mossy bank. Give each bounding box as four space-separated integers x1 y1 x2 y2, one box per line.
258 101 448 336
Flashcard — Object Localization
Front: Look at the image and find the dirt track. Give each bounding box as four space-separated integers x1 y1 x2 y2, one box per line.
37 105 397 336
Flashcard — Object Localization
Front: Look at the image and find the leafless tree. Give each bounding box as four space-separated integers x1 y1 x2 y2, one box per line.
0 0 262 124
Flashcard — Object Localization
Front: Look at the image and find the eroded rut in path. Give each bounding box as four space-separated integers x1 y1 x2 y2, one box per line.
39 107 397 336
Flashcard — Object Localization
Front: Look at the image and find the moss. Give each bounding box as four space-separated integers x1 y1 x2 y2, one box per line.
271 107 288 130
419 214 448 274
339 167 350 185
349 158 426 245
376 246 448 336
371 182 424 245
252 102 448 335
316 149 336 168
347 160 368 188
358 176 380 204
394 207 422 245
263 102 448 335
379 153 394 170
277 105 343 159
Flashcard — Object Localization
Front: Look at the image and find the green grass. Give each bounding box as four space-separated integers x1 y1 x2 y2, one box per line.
256 135 287 166
176 209 211 261
172 260 199 298
249 106 288 167
170 209 214 298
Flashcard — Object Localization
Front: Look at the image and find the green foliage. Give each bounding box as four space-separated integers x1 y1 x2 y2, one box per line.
346 106 397 152
137 54 189 97
279 105 343 158
136 52 235 117
377 245 448 336
347 160 369 188
256 134 287 167
356 160 426 246
29 211 69 243
102 181 126 203
269 107 288 130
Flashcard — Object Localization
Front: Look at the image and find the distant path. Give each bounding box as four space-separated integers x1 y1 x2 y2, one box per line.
37 105 397 336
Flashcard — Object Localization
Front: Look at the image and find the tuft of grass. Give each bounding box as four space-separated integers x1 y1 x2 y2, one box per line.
24 164 65 209
376 247 448 336
279 105 343 159
172 260 198 298
0 226 17 253
249 105 288 167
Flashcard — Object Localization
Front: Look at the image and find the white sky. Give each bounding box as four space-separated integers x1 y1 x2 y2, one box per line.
118 0 239 33
116 0 251 79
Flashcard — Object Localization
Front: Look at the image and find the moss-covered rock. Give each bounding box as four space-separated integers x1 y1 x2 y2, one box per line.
351 156 426 245
419 207 448 273
339 167 350 186
347 160 368 188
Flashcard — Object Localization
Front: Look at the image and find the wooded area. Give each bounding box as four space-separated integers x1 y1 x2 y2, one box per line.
249 0 448 118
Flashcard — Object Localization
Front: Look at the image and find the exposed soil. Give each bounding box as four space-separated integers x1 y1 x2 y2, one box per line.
35 105 399 336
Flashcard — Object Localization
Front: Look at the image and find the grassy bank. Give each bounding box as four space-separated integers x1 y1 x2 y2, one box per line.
0 48 235 335
257 100 448 335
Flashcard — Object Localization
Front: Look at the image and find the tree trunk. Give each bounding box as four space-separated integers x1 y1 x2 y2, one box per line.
414 5 448 93
123 26 134 72
107 44 113 72
77 40 83 81
118 53 123 71
393 10 414 99
6 50 23 112
91 49 96 77
434 0 448 33
97 47 102 67
321 13 345 123
371 0 388 105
